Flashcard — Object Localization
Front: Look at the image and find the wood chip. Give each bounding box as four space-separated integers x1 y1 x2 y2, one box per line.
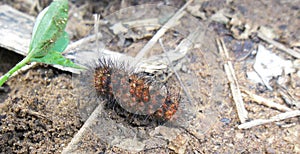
0 5 34 56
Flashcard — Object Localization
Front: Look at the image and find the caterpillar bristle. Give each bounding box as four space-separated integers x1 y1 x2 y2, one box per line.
78 56 180 126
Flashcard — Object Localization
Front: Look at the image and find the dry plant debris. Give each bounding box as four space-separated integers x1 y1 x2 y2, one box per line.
217 38 248 123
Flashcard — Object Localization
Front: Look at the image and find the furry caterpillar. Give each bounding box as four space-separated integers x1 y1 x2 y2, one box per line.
92 57 180 122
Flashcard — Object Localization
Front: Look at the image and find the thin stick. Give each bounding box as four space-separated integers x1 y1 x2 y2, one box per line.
217 38 248 123
63 34 101 54
159 39 193 104
243 90 292 112
133 0 194 64
94 14 101 53
62 102 104 154
278 89 300 109
238 110 300 129
258 32 300 59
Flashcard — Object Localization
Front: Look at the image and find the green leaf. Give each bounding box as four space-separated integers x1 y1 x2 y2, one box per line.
51 31 69 53
30 51 83 69
29 0 68 57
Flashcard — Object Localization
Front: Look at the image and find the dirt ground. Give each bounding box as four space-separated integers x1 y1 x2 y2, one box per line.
0 0 299 153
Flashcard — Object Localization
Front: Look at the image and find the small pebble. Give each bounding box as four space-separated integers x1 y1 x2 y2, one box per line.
220 118 231 125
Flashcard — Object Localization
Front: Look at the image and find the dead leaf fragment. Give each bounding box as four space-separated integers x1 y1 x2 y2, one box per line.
168 134 189 154
229 15 258 39
187 5 206 20
258 26 278 40
110 22 128 34
210 9 230 24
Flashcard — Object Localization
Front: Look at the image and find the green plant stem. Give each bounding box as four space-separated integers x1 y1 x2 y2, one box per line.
0 51 34 87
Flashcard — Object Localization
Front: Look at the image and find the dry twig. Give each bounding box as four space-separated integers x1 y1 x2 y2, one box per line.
62 102 104 154
258 32 300 58
159 38 193 104
243 90 292 112
217 38 248 123
133 0 194 65
278 89 300 109
238 110 300 129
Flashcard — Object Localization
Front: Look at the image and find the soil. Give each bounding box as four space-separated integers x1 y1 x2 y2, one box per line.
0 0 299 154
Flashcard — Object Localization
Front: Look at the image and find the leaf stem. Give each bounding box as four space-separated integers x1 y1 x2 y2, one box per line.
0 51 33 87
